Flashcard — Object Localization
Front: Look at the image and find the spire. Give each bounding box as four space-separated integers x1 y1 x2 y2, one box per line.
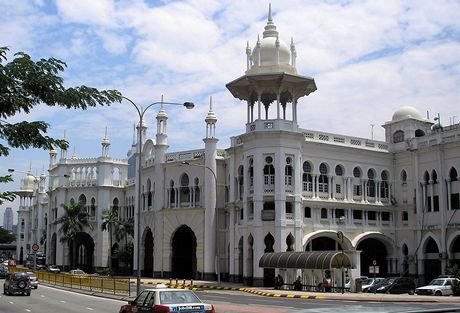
263 3 278 38
71 145 77 159
205 96 217 139
102 127 110 157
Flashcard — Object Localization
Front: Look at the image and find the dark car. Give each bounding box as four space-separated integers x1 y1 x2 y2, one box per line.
3 272 32 296
0 266 8 279
367 277 416 294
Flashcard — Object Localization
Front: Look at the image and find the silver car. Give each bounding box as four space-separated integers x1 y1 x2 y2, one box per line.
26 272 38 289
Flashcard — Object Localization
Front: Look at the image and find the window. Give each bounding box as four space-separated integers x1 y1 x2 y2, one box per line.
285 202 293 214
353 167 361 178
432 170 438 184
449 167 458 181
353 210 362 220
415 129 425 137
402 211 408 221
368 211 376 220
304 207 311 218
382 212 390 221
264 156 275 185
433 196 439 212
248 158 254 187
320 208 328 219
401 170 407 183
302 161 313 192
318 163 329 193
336 184 341 194
335 165 343 176
451 194 459 210
393 130 404 143
285 158 293 186
353 185 362 196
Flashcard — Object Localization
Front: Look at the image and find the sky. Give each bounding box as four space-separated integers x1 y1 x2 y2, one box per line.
1 0 460 225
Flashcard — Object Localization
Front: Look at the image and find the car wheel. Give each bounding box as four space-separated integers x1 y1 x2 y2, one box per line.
18 280 27 289
3 287 8 295
26 291 31 296
434 291 442 296
408 289 415 295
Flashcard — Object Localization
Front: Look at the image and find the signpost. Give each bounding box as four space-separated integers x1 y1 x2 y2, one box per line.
370 260 378 294
32 244 39 271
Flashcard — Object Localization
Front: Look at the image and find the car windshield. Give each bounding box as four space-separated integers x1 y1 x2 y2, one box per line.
13 273 28 280
159 290 201 304
26 272 36 278
381 278 396 285
427 279 445 286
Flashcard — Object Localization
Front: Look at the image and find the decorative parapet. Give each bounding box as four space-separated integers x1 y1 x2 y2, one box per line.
166 149 226 162
301 129 388 152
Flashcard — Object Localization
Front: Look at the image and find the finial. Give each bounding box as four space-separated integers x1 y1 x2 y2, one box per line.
257 35 261 45
104 126 108 138
209 96 213 111
161 94 164 110
268 3 272 22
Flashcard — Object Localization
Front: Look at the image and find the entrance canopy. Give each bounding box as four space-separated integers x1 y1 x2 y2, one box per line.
259 251 351 270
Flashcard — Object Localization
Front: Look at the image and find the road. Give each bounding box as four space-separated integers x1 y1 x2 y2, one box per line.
2 280 460 313
0 283 125 313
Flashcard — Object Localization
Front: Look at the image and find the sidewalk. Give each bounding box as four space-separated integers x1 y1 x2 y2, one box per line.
134 278 460 303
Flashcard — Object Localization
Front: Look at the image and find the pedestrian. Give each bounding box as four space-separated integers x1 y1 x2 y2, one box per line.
275 274 284 289
293 276 302 291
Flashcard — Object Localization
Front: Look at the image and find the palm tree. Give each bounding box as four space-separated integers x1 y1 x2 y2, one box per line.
114 218 134 274
55 199 92 269
101 207 120 273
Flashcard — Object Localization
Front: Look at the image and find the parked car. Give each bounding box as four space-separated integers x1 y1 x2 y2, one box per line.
119 284 215 313
415 277 460 296
361 277 385 292
69 269 87 276
26 272 38 289
47 265 61 273
3 272 31 296
367 277 416 294
0 266 8 279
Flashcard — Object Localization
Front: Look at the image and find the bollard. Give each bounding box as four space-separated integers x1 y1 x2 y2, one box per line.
183 279 185 286
169 278 172 286
176 278 178 285
191 279 193 287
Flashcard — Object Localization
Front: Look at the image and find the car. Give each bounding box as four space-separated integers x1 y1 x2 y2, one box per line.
69 269 87 276
47 265 61 273
0 266 8 279
361 277 385 292
415 277 460 296
367 277 416 294
3 272 32 296
26 272 38 289
119 284 215 313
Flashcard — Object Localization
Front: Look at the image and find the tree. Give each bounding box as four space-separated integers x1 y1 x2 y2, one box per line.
55 199 93 268
101 207 120 273
114 218 134 274
0 226 15 243
0 46 122 204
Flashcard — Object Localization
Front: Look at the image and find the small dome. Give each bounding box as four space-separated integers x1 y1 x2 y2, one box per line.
392 106 424 122
252 37 291 67
20 171 36 192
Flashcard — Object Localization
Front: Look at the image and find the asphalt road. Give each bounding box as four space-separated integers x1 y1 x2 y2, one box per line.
0 282 125 313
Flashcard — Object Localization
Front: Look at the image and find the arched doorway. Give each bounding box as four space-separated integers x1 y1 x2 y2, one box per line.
143 228 154 277
70 232 95 273
424 237 441 283
263 233 275 287
171 225 196 279
356 238 388 276
306 237 341 251
450 235 460 268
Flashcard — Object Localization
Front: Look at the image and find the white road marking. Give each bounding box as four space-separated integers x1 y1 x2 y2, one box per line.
86 308 94 311
25 309 31 312
9 301 14 304
60 300 66 303
40 295 46 297
39 284 125 303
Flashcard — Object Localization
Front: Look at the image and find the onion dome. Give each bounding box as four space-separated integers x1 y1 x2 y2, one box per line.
392 106 424 122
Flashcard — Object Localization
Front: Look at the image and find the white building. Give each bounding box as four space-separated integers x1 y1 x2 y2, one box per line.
15 7 460 286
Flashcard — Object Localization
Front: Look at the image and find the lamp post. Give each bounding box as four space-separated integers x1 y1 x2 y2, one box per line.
337 230 345 294
123 96 194 296
181 161 220 286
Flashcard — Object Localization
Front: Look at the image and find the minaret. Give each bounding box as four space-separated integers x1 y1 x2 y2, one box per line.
203 96 219 280
49 146 57 167
60 131 68 160
101 127 110 157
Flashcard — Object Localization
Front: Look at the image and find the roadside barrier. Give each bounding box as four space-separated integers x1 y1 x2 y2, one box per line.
10 266 130 296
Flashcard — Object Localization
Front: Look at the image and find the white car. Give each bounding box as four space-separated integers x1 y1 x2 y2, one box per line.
415 278 460 296
119 284 215 313
361 277 385 292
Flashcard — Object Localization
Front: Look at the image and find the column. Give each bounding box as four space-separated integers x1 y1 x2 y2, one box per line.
328 175 333 200
446 179 451 211
429 181 434 212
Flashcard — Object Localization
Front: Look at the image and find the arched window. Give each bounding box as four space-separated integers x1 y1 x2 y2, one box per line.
367 169 376 197
432 170 438 184
424 171 430 184
238 165 244 200
335 165 343 176
401 169 407 183
78 194 87 206
285 157 293 186
353 167 361 178
169 180 175 206
318 163 329 193
302 161 313 192
112 198 119 217
380 171 389 199
449 167 458 181
180 173 190 204
146 179 152 208
194 177 200 206
320 208 328 219
393 130 404 143
90 197 96 218
415 129 425 137
248 158 254 187
353 167 362 196
264 156 275 185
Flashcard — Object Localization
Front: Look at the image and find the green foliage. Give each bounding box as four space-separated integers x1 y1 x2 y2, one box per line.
0 226 16 243
55 199 93 245
0 175 16 204
0 46 122 204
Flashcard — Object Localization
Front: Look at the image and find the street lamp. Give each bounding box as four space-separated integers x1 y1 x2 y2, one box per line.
181 161 220 286
337 230 345 294
123 96 194 296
